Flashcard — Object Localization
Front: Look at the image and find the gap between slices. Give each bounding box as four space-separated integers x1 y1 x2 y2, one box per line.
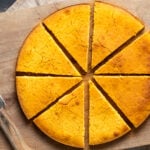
91 1 144 70
16 76 82 119
42 3 94 149
15 1 150 149
16 24 80 76
95 32 150 75
31 80 82 121
42 4 91 73
33 83 85 148
88 80 131 145
84 81 90 150
94 74 150 76
16 71 80 77
92 28 144 73
87 0 95 73
84 1 95 149
42 23 86 75
85 4 148 146
94 76 150 128
91 77 134 128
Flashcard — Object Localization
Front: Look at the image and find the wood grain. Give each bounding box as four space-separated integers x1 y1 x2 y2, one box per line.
0 0 149 149
0 108 32 150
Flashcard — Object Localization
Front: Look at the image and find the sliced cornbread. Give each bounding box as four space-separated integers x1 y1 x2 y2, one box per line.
89 81 130 145
95 32 150 74
43 5 90 71
16 76 81 119
92 2 144 68
34 83 84 148
95 76 150 127
16 24 79 75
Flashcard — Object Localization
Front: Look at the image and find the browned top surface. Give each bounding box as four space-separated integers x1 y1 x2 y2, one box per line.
0 0 149 149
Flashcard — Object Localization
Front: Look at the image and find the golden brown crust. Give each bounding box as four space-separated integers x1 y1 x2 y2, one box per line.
95 76 150 127
89 81 130 145
16 24 79 75
43 4 90 71
15 2 149 148
16 76 81 119
95 32 150 74
34 84 84 148
92 2 144 68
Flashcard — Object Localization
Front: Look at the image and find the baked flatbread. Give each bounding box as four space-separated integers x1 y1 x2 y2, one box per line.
94 76 150 127
95 32 150 74
16 76 81 119
15 2 149 148
44 5 90 71
16 24 79 75
34 83 84 148
92 2 144 68
89 81 130 145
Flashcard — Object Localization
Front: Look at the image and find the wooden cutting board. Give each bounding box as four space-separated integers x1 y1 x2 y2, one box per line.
0 0 149 149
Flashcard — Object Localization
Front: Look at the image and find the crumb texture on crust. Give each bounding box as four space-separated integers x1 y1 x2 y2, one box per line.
34 83 84 148
16 76 81 119
95 32 150 74
15 2 150 148
43 5 90 71
89 81 130 145
95 76 150 127
92 2 144 68
16 24 79 76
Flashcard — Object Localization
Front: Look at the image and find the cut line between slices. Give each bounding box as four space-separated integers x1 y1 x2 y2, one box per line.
15 1 150 149
16 71 80 77
28 80 82 121
42 22 86 76
91 78 134 128
92 28 144 73
94 74 150 76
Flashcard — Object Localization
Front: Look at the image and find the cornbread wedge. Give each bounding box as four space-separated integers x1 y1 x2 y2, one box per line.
95 76 150 127
89 81 130 145
95 32 150 74
92 2 144 68
43 5 90 71
34 83 84 148
16 76 81 119
16 24 79 75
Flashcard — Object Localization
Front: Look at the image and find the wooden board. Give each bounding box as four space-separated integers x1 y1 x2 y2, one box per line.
0 0 149 149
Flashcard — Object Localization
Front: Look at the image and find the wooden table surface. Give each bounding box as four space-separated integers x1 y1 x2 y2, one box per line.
0 0 149 149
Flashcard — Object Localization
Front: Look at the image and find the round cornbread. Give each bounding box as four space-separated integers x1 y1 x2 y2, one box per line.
16 2 150 148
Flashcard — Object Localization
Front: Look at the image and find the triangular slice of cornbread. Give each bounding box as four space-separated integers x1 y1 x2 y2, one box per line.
16 24 79 76
89 81 130 145
95 76 150 127
95 32 150 74
34 83 84 148
16 76 81 119
92 2 144 68
43 4 90 71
